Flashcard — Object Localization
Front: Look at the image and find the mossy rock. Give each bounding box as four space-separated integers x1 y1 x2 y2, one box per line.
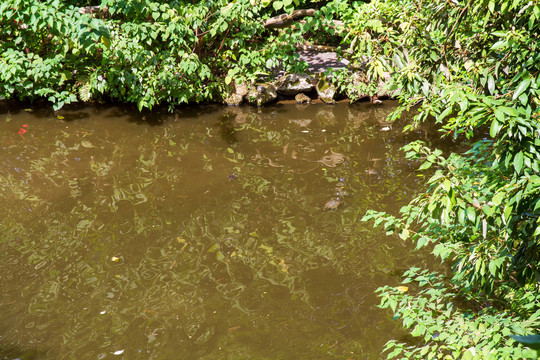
275 74 315 96
246 83 277 107
295 93 311 104
316 77 337 104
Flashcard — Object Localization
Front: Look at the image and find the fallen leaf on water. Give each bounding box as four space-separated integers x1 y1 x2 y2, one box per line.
397 286 409 293
57 115 64 120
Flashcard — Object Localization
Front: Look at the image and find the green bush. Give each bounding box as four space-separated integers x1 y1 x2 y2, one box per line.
354 0 540 357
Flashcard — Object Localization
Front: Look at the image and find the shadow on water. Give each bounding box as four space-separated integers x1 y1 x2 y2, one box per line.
0 101 463 359
0 344 49 360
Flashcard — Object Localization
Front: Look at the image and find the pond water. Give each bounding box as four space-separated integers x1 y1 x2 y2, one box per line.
0 101 451 359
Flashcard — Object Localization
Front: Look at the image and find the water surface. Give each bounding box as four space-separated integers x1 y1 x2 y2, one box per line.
1 102 448 359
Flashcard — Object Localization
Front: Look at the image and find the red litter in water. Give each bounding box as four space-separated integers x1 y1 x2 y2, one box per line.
18 125 28 136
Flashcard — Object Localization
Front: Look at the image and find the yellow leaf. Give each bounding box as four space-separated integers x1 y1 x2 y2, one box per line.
397 286 408 292
101 35 111 49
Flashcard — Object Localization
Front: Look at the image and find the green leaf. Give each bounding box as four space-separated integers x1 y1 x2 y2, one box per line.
513 151 524 173
488 260 497 276
399 229 410 240
493 108 505 122
467 207 476 223
442 179 451 192
513 78 531 100
437 107 453 122
492 192 505 206
510 335 540 350
487 76 495 94
272 1 283 11
491 40 507 50
462 349 474 360
490 120 502 137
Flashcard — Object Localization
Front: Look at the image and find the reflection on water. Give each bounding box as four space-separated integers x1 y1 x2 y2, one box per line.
0 102 451 359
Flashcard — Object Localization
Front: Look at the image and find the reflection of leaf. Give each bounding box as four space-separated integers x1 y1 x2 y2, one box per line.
208 243 220 253
259 244 273 254
134 193 148 204
81 140 95 148
0 102 425 358
279 258 289 273
77 219 92 229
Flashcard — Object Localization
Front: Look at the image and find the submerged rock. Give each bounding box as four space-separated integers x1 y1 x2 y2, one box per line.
246 83 277 107
295 93 311 104
324 197 341 210
276 74 315 96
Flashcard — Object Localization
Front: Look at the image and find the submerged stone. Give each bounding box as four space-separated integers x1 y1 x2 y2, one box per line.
324 198 341 210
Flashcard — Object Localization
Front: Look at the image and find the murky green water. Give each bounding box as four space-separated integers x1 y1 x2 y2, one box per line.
0 102 450 359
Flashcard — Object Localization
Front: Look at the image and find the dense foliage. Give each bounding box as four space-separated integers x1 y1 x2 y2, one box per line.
351 0 540 358
0 0 346 110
